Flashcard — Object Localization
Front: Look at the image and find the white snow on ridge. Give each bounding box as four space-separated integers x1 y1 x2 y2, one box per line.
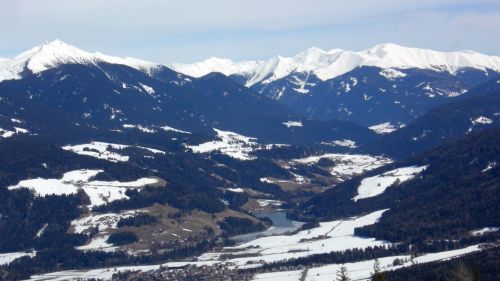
8 169 161 208
0 127 30 138
62 141 165 162
320 139 357 148
282 121 303 128
369 122 398 134
470 227 500 236
353 165 428 202
138 83 155 95
379 68 407 79
292 153 392 180
172 43 500 86
160 125 191 134
0 251 37 266
122 124 157 133
187 128 285 160
471 116 493 125
0 40 160 83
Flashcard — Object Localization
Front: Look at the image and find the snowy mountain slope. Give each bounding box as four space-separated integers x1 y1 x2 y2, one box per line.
172 44 500 126
0 40 160 83
0 41 378 148
171 44 500 86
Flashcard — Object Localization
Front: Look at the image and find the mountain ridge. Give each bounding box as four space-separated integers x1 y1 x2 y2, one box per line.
171 43 500 86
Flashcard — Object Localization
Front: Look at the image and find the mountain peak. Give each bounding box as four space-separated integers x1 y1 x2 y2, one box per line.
0 40 160 82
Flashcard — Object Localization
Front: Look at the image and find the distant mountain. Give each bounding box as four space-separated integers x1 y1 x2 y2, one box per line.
172 44 500 126
0 40 375 146
372 77 500 158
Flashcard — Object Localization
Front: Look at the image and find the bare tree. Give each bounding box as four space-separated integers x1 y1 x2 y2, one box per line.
446 262 475 281
336 265 351 281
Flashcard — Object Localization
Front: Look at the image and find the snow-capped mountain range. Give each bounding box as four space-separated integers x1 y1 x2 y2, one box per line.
0 40 376 147
171 43 500 86
172 43 500 126
1 40 499 128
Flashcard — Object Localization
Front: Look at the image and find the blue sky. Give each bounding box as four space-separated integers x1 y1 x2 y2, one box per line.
1 0 499 63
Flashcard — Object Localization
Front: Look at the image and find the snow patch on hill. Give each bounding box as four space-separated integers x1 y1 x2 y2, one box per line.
292 153 392 181
187 129 286 160
0 127 30 138
62 141 165 162
470 227 500 236
8 169 162 208
160 125 191 134
353 165 428 202
282 121 303 128
471 116 493 125
369 122 399 134
320 139 357 148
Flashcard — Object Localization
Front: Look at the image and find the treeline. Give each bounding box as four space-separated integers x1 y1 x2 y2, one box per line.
2 238 215 280
386 246 500 281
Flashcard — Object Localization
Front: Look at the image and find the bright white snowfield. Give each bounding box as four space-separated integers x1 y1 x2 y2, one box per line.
0 126 30 138
0 251 36 266
0 40 160 83
353 165 428 202
369 122 399 134
171 43 500 86
282 121 303 128
252 245 482 281
291 153 392 180
62 141 165 162
187 128 287 160
8 169 162 208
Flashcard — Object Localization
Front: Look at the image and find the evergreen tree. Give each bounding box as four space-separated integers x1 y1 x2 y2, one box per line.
372 258 388 281
336 265 351 281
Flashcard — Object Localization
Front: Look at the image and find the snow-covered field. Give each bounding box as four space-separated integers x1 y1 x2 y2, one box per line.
26 243 484 281
62 141 165 162
187 128 287 160
0 251 36 266
291 153 392 180
8 169 162 208
320 139 357 148
353 165 427 201
71 211 140 234
197 210 389 266
251 245 482 281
